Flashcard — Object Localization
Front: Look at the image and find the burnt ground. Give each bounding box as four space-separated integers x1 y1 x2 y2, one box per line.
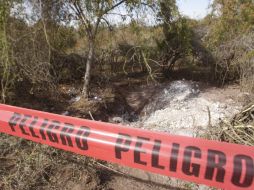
0 77 192 190
0 73 251 190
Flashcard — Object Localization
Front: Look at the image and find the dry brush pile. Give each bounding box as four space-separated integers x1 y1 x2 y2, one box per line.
218 103 254 146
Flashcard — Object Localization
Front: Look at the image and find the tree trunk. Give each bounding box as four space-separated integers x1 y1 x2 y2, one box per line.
82 40 94 98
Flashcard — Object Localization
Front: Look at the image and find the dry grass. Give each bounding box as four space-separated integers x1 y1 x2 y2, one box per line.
68 87 116 120
0 134 101 190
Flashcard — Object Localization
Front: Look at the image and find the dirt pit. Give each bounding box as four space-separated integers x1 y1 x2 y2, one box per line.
113 80 246 137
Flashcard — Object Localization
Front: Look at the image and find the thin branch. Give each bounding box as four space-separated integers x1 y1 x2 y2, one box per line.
101 17 113 31
103 0 126 15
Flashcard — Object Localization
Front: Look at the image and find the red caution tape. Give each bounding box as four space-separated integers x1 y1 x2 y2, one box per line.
0 104 254 189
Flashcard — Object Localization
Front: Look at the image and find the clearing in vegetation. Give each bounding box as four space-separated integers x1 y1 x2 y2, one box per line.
0 0 253 189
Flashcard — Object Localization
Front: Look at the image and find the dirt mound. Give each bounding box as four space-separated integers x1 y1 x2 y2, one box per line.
125 80 244 137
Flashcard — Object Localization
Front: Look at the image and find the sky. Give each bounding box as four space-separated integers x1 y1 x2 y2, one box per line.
13 0 214 26
110 0 214 25
177 0 213 19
